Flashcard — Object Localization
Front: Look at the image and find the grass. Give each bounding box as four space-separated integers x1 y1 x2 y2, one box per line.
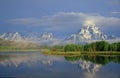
0 48 50 52
43 51 81 56
42 51 120 56
0 49 41 52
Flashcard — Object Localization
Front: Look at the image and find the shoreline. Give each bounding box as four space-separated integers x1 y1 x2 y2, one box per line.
0 50 120 56
0 49 50 52
0 50 41 52
43 51 120 56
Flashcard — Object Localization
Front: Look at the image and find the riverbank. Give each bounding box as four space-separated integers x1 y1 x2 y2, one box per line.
0 48 51 52
0 50 41 52
1 49 120 56
43 51 120 56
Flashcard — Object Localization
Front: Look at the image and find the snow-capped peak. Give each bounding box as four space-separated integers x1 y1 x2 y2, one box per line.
67 25 107 41
0 32 59 45
41 32 53 40
11 32 23 41
0 32 23 41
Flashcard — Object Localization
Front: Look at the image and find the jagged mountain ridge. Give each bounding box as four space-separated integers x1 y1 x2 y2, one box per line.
67 25 108 41
0 32 23 41
0 32 54 41
0 32 59 45
0 25 118 45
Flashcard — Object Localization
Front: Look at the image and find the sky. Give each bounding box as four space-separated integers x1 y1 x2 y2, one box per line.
0 0 120 38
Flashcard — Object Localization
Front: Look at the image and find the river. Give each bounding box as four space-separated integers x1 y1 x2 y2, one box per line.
0 52 120 78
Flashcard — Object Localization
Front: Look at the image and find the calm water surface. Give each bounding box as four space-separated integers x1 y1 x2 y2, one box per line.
0 52 120 78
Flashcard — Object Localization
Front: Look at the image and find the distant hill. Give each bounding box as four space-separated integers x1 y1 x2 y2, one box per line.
0 39 40 50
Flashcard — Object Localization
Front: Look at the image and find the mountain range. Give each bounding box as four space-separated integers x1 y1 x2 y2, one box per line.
0 32 60 45
0 25 119 45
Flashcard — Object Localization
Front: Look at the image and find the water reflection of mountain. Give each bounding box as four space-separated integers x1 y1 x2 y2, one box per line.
0 53 64 67
65 55 120 73
0 52 120 74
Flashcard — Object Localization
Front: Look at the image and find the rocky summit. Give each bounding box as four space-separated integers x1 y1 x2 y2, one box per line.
67 25 108 41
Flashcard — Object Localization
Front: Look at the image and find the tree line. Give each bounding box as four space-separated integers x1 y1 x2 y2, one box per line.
51 41 120 52
84 41 120 52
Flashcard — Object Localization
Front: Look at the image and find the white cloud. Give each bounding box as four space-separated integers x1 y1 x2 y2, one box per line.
108 0 120 4
111 12 120 14
8 12 120 31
